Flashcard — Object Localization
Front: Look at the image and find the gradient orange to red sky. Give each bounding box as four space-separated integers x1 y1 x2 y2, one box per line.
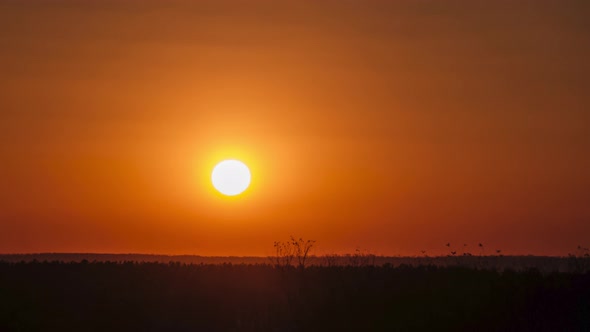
1 0 589 256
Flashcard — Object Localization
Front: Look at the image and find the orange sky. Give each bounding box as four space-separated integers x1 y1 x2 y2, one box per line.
1 0 589 256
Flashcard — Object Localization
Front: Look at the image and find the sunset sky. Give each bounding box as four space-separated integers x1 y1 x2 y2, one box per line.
1 0 589 256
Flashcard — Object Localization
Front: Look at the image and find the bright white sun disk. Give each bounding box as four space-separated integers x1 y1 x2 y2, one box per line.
211 160 251 196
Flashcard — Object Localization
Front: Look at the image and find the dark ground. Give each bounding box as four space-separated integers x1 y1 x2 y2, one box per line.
1 260 589 331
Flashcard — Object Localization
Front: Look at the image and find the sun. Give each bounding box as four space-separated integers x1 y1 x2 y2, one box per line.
211 160 251 196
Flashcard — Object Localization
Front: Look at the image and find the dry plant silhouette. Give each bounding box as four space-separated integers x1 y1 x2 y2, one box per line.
271 236 315 269
568 245 590 273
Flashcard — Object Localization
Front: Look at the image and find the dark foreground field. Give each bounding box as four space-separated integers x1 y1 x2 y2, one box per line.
1 261 589 332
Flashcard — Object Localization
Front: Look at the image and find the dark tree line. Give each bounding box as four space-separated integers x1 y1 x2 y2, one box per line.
1 260 589 331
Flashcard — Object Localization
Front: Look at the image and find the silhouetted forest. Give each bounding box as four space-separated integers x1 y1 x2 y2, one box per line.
0 253 583 273
1 260 589 331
